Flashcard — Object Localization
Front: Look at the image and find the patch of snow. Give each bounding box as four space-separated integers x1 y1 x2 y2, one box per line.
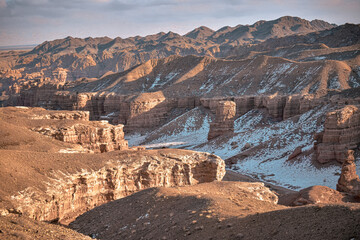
234 110 266 133
200 78 215 93
149 74 161 90
100 112 116 120
92 78 111 92
119 226 128 231
235 154 340 189
141 142 187 148
328 76 341 90
141 107 211 148
193 105 331 189
292 66 321 93
273 51 286 57
149 71 179 90
126 133 148 146
314 56 326 60
349 76 360 88
257 63 292 94
14 106 29 109
136 213 149 221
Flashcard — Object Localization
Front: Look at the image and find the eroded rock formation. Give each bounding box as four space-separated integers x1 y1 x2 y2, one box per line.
55 122 128 153
208 101 236 140
33 121 128 153
284 185 349 206
10 150 225 224
336 150 360 197
315 105 360 163
32 110 90 121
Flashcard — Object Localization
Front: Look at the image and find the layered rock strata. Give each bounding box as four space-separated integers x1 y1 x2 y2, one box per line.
11 150 225 224
208 101 236 140
32 110 90 120
34 121 128 153
55 122 128 153
315 105 360 163
336 150 360 197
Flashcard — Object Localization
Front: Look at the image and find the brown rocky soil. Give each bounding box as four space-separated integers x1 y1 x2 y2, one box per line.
0 107 360 239
0 215 90 240
69 181 360 240
0 16 335 90
0 16 359 240
1 18 357 109
0 107 225 225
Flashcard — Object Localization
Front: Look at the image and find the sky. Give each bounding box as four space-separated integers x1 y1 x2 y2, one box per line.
0 0 359 46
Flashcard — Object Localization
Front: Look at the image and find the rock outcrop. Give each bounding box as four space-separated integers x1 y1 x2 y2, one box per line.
288 146 302 160
10 150 225 224
284 185 350 206
336 150 360 197
208 101 236 140
32 110 90 120
54 122 128 153
125 93 176 130
315 105 360 163
31 110 128 153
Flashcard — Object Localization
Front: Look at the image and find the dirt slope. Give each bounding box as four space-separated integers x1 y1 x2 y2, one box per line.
0 215 90 240
70 181 360 240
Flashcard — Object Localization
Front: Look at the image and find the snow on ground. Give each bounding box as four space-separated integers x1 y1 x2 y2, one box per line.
328 76 341 90
193 106 328 160
140 142 187 149
126 107 212 148
292 66 321 93
234 110 269 133
192 105 341 189
126 132 148 146
125 104 360 190
235 154 341 190
258 63 293 94
199 78 215 93
149 74 161 90
349 76 360 88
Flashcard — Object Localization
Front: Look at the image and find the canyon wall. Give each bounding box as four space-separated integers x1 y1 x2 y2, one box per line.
11 151 225 224
11 85 360 162
33 120 128 153
208 101 236 140
15 83 329 126
315 105 360 163
54 122 128 153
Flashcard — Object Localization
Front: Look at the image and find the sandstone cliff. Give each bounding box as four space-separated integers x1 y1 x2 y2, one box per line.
9 150 225 224
315 105 360 163
0 107 226 225
208 101 236 140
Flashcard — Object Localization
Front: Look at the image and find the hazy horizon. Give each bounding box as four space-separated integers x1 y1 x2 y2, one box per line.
0 0 359 46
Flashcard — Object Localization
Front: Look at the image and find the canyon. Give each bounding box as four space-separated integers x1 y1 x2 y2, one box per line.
0 107 225 225
1 16 360 239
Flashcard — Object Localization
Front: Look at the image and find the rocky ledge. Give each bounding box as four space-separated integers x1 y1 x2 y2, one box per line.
8 150 225 224
33 120 128 153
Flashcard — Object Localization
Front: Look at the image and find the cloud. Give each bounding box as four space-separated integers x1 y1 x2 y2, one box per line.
0 0 7 8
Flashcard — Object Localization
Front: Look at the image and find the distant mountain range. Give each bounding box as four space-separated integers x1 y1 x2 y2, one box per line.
1 16 359 102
